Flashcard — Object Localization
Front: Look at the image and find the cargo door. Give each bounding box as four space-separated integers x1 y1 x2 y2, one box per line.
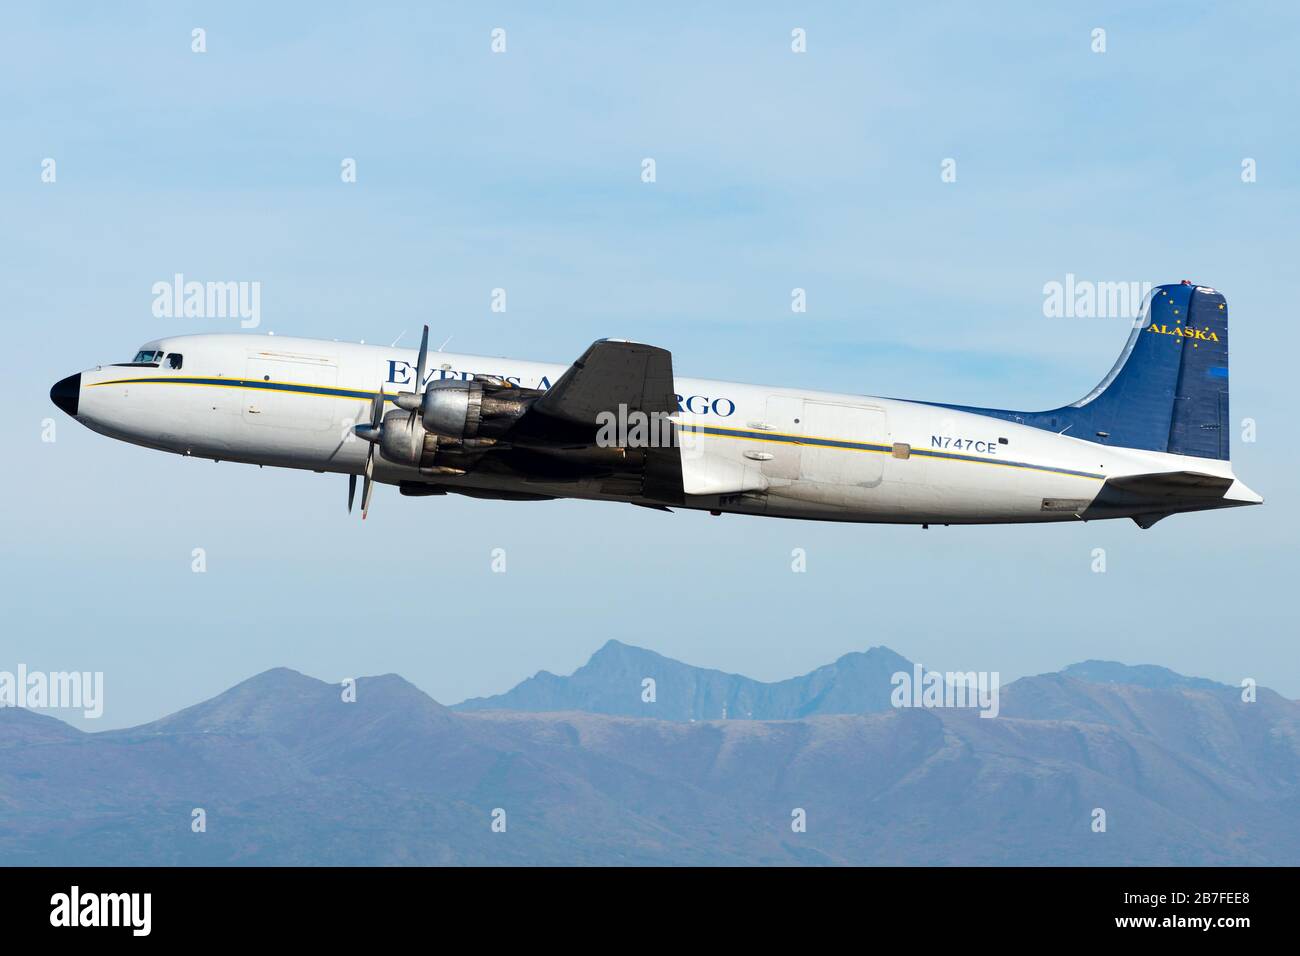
242 354 339 431
800 402 887 486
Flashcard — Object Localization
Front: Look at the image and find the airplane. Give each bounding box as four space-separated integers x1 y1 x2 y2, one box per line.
48 280 1260 528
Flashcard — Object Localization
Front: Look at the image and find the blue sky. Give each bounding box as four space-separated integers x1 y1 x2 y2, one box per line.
3 2 1298 728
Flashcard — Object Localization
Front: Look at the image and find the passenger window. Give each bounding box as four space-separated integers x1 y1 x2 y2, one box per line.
166 353 183 369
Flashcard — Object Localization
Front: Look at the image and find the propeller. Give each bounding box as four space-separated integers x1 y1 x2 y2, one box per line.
350 326 429 519
351 387 384 519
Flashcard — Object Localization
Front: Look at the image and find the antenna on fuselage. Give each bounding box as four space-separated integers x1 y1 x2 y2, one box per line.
437 335 452 352
390 330 406 348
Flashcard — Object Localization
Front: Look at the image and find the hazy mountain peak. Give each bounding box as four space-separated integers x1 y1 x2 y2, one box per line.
113 667 449 741
353 673 452 720
585 639 670 667
230 666 322 692
1059 660 1228 692
829 646 914 670
359 672 435 696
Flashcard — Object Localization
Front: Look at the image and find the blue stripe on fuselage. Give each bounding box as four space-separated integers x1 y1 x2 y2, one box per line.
91 376 1104 481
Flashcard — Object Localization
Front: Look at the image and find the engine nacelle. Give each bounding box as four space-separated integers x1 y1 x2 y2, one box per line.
420 380 533 441
375 381 536 472
421 381 484 439
378 408 438 468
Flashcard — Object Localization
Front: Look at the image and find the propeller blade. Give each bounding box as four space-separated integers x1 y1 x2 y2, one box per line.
406 326 431 427
348 474 356 513
414 325 429 396
361 445 376 520
358 385 384 520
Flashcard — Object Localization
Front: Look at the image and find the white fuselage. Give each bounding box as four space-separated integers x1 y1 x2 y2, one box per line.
67 333 1248 525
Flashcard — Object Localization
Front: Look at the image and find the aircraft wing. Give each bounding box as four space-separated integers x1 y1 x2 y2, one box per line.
531 339 677 427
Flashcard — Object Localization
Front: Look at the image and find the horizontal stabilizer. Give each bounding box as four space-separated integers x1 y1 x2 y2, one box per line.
1104 471 1234 499
1088 471 1260 528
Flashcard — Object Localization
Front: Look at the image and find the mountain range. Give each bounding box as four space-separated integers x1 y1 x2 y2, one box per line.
453 640 914 719
2 643 1296 866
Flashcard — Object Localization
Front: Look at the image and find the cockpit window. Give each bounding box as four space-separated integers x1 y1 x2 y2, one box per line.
165 353 183 369
132 350 162 364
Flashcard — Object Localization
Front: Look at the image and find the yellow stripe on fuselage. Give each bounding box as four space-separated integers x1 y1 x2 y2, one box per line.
88 376 1104 481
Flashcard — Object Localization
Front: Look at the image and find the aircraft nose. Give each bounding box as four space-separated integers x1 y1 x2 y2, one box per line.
50 373 80 417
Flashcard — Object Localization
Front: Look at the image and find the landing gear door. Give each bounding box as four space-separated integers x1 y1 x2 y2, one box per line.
760 396 804 479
